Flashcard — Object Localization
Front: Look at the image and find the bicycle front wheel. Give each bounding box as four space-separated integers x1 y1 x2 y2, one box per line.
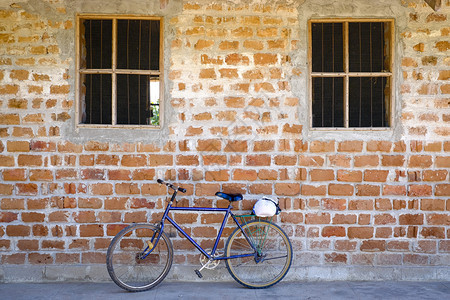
106 224 173 292
225 219 292 288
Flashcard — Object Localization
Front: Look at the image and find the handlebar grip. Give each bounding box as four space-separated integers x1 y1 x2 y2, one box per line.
157 179 186 193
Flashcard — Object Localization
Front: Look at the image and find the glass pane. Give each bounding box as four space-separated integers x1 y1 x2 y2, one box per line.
349 22 388 72
349 77 390 127
117 75 160 125
117 20 160 70
311 23 344 73
81 74 112 124
82 20 112 69
312 77 344 127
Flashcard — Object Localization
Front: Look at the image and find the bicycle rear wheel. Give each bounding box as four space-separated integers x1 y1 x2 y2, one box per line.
106 224 173 292
225 219 292 288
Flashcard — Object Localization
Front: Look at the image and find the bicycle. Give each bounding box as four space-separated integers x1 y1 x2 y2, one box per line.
106 179 292 291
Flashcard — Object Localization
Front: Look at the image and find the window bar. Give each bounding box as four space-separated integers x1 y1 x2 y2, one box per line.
321 23 324 127
381 23 386 127
370 23 373 126
359 23 362 127
138 21 142 124
332 23 335 126
343 21 349 128
89 20 93 123
127 20 130 123
112 19 117 126
100 21 103 124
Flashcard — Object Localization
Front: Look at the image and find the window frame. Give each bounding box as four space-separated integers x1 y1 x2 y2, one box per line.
308 18 395 131
75 14 164 129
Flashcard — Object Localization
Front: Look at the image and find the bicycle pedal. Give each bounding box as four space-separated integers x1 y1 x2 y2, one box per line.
194 269 203 278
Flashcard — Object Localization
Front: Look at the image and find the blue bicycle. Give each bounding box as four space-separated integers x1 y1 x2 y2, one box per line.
106 179 292 291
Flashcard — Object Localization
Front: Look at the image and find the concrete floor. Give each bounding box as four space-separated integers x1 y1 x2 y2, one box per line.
1 281 449 300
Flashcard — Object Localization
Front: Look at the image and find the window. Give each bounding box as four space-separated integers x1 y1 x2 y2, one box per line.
76 15 163 127
309 19 394 129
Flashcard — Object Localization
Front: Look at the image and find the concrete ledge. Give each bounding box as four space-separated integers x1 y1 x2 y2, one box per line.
1 265 449 283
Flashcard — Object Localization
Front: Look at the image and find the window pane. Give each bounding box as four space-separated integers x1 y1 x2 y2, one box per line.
349 22 388 72
349 77 390 127
117 75 159 125
81 74 112 124
311 23 343 73
82 20 112 69
117 20 160 70
312 77 344 127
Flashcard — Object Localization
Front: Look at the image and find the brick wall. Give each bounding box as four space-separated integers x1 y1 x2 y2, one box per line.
0 0 449 281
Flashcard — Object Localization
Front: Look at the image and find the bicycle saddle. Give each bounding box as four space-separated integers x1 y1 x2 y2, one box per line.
215 192 243 202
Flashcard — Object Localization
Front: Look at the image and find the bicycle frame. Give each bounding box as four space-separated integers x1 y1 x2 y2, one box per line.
144 189 258 261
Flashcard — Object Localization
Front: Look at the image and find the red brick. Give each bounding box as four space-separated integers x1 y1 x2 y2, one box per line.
132 169 155 180
426 213 450 225
310 169 334 181
16 183 38 195
367 141 392 152
197 139 222 152
435 156 450 168
246 154 271 166
421 227 445 239
436 184 450 196
354 155 379 167
233 169 257 181
381 155 405 167
0 212 18 222
81 169 105 180
6 225 30 236
22 212 45 222
275 183 300 196
383 185 406 196
364 170 389 182
356 184 380 196
1 198 25 210
79 224 104 237
30 169 53 181
408 184 432 197
121 155 147 167
274 155 297 166
91 183 113 195
374 214 396 225
305 212 331 224
348 227 373 239
203 155 227 165
399 214 424 225
423 170 448 182
409 155 433 168
338 141 363 152
328 184 354 196
322 198 346 210
149 154 173 166
18 154 42 166
205 170 229 181
322 226 345 237
337 170 362 182
17 239 39 251
176 155 199 166
310 140 335 152
28 253 53 264
301 184 326 196
361 240 386 252
249 183 272 195
349 199 374 210
298 155 324 167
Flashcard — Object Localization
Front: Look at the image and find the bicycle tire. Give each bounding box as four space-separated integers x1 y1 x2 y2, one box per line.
225 219 292 289
106 224 173 292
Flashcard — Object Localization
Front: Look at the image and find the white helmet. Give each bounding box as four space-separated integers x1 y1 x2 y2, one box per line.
252 197 281 217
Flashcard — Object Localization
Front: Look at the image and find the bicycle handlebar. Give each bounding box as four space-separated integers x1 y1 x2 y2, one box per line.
157 179 186 193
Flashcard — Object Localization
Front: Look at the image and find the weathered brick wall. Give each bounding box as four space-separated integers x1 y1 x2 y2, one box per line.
0 0 449 281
